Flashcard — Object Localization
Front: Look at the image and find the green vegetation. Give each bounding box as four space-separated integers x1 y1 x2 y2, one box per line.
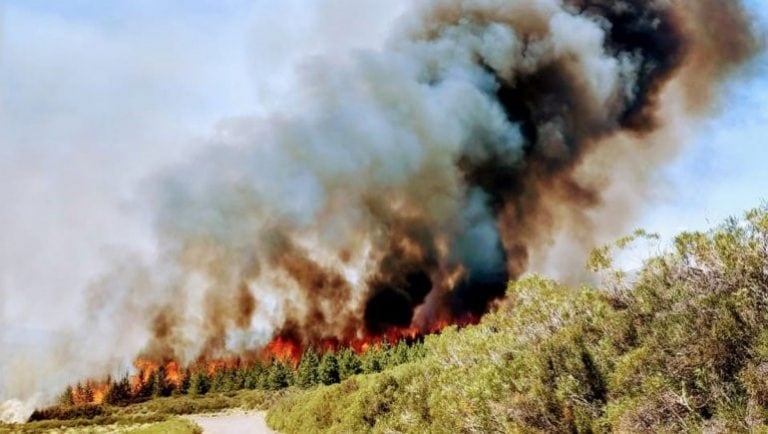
11 335 424 431
268 207 768 433
0 389 289 433
0 414 185 434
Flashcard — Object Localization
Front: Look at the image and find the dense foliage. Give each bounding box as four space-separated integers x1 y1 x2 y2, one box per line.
267 207 768 433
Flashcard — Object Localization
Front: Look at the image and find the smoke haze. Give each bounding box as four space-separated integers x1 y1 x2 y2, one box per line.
0 0 760 422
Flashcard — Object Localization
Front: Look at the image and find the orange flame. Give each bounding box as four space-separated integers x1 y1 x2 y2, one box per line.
203 357 241 375
64 313 478 406
263 336 302 366
70 380 111 405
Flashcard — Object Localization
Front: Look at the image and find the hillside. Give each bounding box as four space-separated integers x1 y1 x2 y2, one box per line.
267 207 768 433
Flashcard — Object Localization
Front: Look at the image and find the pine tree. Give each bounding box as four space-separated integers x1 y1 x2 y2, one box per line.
266 358 292 390
407 340 427 361
150 366 169 398
134 371 154 399
177 369 191 395
210 370 226 393
105 375 132 405
362 348 383 373
391 340 410 366
244 363 264 390
295 348 320 388
79 382 95 404
188 371 210 396
338 348 362 380
58 386 75 406
379 340 393 368
221 369 237 392
318 352 340 385
233 367 247 391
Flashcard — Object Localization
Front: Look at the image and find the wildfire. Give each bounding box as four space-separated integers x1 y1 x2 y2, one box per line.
70 381 111 405
266 313 476 357
202 357 240 375
131 359 159 393
63 318 473 407
263 336 302 366
165 361 183 387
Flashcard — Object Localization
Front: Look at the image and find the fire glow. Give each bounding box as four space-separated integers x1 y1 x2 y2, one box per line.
66 321 458 406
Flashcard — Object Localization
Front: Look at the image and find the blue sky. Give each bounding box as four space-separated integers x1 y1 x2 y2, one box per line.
0 0 766 330
640 43 768 237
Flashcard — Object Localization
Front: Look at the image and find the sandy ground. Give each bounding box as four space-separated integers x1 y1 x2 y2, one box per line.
187 410 275 434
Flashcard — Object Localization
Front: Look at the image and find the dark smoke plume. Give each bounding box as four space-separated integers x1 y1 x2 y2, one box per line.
107 0 761 359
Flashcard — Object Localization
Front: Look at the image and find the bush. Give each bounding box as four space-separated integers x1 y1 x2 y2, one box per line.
268 207 768 433
27 404 106 421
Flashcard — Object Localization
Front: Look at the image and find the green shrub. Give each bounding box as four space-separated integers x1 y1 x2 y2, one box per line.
27 403 106 421
268 207 768 433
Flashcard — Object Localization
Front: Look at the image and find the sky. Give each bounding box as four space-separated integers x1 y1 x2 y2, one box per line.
639 0 768 237
0 0 766 337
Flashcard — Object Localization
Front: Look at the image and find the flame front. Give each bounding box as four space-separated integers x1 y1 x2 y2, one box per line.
64 319 464 406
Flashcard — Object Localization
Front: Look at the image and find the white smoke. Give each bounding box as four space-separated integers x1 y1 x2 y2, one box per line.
1 0 757 423
140 0 659 352
0 0 408 422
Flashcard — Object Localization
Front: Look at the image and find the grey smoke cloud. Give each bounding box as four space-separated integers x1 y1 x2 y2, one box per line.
135 0 757 357
0 0 759 423
0 0 408 421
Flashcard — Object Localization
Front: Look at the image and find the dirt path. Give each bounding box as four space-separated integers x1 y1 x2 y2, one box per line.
186 410 275 434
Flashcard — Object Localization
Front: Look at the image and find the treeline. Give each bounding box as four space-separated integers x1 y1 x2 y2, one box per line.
59 339 426 407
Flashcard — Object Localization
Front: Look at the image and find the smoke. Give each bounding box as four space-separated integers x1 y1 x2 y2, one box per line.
114 0 759 355
137 0 757 353
0 0 760 420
